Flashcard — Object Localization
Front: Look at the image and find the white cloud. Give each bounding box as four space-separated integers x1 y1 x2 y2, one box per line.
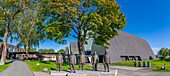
152 47 170 55
151 48 161 55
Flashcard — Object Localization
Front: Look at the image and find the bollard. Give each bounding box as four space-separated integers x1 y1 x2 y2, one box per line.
138 62 141 67
143 62 146 67
134 61 137 67
147 62 151 67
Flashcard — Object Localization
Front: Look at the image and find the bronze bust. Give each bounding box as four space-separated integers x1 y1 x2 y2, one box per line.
69 51 76 73
91 51 99 71
103 51 110 72
78 51 85 71
56 52 63 72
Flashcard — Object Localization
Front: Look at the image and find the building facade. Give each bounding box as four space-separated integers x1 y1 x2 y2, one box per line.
0 43 26 59
68 31 156 63
0 43 57 61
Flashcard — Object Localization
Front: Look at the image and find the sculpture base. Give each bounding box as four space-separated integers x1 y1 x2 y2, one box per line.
50 69 117 76
50 70 68 76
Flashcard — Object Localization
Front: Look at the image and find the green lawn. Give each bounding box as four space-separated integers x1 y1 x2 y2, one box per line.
0 60 12 72
99 60 170 72
25 60 93 72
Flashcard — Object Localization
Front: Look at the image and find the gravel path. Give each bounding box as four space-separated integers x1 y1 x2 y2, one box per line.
0 60 33 76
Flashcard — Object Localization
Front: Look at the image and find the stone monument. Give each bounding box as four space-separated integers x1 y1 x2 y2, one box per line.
69 51 76 73
78 51 85 71
56 52 63 72
103 51 110 72
91 51 99 71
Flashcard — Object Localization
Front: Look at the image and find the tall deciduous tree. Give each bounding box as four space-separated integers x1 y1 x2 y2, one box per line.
0 0 31 65
12 2 44 59
158 48 168 60
40 0 126 52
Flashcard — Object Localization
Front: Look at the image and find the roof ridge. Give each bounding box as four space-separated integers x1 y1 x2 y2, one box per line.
119 31 147 41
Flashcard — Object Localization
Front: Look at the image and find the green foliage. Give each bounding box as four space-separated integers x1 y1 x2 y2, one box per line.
28 48 36 52
168 49 170 56
57 49 65 53
39 0 127 50
0 0 34 64
11 1 45 55
158 48 169 60
0 24 5 42
165 57 170 61
38 49 55 53
0 0 33 34
156 55 160 60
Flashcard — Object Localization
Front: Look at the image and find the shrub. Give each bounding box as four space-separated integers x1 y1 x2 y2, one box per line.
165 58 170 61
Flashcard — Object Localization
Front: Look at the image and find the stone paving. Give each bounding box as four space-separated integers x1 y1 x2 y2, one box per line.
87 63 170 76
0 60 33 76
110 65 143 71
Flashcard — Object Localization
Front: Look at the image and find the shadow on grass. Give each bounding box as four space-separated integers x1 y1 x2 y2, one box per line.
40 61 50 64
62 70 70 72
5 60 15 64
62 62 69 66
51 68 57 70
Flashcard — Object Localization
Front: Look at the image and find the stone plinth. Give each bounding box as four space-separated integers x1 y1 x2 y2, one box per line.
50 70 68 76
100 72 115 76
50 69 117 76
67 73 86 76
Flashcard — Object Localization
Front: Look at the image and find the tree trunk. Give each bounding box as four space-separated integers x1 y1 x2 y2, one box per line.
78 40 84 53
25 41 29 60
0 21 10 65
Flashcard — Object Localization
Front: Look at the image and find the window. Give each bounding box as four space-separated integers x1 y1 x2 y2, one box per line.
11 47 14 52
13 48 16 52
8 46 10 52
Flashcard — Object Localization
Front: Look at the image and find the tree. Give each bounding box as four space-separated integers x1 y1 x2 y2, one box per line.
12 2 44 59
57 49 65 53
158 48 168 60
40 0 126 52
0 29 3 42
0 0 32 65
38 49 55 53
168 49 170 57
28 48 36 52
0 7 5 43
0 21 5 43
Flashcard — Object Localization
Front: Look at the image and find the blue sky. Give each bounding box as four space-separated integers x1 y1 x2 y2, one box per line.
117 0 170 54
1 0 170 54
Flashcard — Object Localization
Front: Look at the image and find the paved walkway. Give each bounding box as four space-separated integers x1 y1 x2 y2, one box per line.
87 63 170 76
0 60 33 76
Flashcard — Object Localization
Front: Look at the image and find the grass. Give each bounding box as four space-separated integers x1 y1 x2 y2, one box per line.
0 59 12 72
99 60 170 72
25 60 93 72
